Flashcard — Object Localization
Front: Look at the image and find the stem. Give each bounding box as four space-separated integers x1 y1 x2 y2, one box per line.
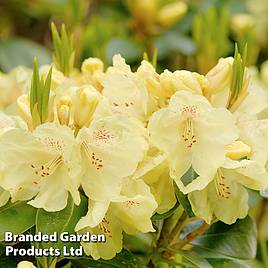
170 221 210 249
160 211 188 260
260 237 268 268
168 212 187 246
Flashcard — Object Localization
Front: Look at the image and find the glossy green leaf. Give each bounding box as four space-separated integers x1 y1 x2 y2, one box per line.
192 216 257 260
71 250 144 268
0 38 51 72
0 201 37 241
180 250 212 268
0 254 25 268
35 194 87 266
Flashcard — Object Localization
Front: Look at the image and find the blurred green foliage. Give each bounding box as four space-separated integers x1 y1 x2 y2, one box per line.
0 0 267 72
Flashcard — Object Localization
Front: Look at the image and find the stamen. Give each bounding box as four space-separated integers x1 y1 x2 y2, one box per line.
124 200 140 208
99 217 112 238
82 141 104 170
30 155 63 180
214 169 231 199
181 118 197 149
181 105 198 149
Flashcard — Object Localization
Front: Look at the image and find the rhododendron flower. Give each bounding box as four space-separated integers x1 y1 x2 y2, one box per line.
133 152 176 214
101 55 149 121
77 115 148 202
189 119 268 224
0 123 81 211
75 178 157 260
148 90 238 193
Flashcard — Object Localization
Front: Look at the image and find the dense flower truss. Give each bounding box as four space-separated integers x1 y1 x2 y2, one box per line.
0 52 268 261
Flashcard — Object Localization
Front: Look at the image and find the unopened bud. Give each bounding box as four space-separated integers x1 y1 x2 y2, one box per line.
160 70 204 97
206 57 234 96
57 96 72 126
82 58 104 75
231 14 255 36
226 140 251 160
157 2 187 28
74 86 100 128
129 0 158 22
17 94 32 129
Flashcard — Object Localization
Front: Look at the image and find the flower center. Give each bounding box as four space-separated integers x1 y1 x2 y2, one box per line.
30 155 63 181
43 137 66 154
181 105 198 149
82 141 104 170
92 129 114 145
99 217 112 238
214 169 231 199
182 118 197 149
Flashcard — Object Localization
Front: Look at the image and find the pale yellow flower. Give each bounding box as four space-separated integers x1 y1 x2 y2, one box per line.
148 90 238 193
75 178 157 260
102 55 149 121
0 123 81 211
77 115 148 202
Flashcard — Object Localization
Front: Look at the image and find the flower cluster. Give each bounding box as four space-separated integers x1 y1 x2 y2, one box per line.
0 50 268 260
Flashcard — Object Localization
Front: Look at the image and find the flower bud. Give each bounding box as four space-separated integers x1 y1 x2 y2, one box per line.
74 86 100 128
17 94 32 129
17 261 36 268
57 95 72 126
82 58 104 75
157 2 187 28
129 0 158 23
231 14 255 36
206 57 234 96
160 70 204 97
226 140 251 160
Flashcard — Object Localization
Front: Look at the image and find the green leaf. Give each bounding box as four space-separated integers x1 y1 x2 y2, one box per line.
180 167 199 187
30 57 40 114
207 259 252 268
30 58 52 125
0 38 51 72
51 22 75 76
35 194 87 266
180 250 212 268
174 182 194 217
0 254 25 268
152 202 180 221
71 250 144 268
192 216 257 260
42 66 52 122
0 201 37 241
